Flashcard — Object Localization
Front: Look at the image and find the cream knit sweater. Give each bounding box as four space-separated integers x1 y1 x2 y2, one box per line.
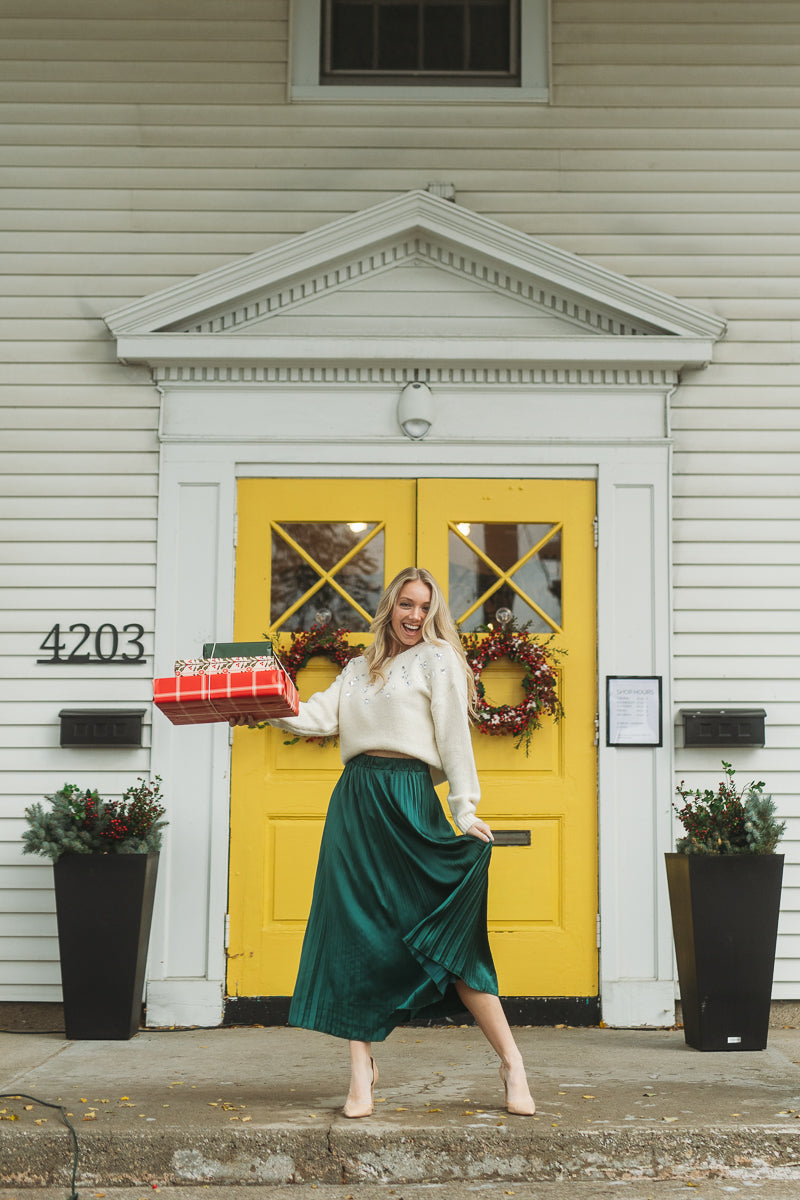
271 640 480 833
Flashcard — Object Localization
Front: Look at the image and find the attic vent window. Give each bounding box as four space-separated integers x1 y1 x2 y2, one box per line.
321 0 520 86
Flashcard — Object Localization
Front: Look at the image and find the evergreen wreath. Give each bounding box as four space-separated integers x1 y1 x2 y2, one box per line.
460 622 564 754
277 622 365 747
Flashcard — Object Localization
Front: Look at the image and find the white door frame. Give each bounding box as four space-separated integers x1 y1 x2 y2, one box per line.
146 404 675 1029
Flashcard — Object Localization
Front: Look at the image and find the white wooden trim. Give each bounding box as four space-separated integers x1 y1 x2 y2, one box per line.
104 191 727 342
145 980 225 1030
596 451 676 1027
146 460 236 1028
117 334 717 372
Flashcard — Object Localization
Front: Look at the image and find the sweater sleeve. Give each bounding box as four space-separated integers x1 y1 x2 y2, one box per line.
268 669 344 739
428 645 481 834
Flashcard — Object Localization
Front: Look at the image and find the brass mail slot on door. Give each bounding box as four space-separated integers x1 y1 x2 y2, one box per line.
491 830 531 847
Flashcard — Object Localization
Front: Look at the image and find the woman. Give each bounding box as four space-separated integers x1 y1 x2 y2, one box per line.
233 567 535 1118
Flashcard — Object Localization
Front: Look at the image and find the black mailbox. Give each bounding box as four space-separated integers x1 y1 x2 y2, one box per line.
59 709 146 748
680 708 766 748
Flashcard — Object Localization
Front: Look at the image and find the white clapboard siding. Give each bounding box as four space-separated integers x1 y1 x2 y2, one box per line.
1 0 799 1002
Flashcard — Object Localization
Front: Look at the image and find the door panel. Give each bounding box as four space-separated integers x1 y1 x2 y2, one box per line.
229 477 597 999
228 479 416 997
417 479 597 996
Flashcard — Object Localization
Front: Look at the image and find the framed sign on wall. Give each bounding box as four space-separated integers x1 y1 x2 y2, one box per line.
606 676 663 747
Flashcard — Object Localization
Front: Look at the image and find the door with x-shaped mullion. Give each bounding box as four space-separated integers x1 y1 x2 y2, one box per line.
229 476 596 1001
419 479 597 998
228 479 416 998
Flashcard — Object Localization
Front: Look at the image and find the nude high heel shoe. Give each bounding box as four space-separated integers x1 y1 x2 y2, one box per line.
343 1057 378 1118
500 1064 536 1116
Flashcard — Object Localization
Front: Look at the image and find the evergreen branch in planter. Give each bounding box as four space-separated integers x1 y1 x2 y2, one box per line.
23 778 167 862
673 760 785 855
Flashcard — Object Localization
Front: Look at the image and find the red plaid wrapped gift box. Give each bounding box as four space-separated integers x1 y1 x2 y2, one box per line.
153 667 299 726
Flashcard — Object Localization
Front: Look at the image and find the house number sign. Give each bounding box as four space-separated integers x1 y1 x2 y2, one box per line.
37 623 146 665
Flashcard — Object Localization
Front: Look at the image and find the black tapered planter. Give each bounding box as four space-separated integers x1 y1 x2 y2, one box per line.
53 852 159 1040
665 853 783 1052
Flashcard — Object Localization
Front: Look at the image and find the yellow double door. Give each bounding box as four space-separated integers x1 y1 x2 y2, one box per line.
229 478 597 1000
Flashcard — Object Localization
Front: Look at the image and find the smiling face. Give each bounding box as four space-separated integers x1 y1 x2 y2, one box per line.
389 579 431 650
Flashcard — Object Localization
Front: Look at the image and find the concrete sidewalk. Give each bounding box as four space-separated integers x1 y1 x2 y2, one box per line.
2 1025 800 1189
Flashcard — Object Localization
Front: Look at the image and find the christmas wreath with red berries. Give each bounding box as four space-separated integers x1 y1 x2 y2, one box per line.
278 623 365 747
460 622 564 754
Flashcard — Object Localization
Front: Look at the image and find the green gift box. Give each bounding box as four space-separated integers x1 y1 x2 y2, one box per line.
203 640 274 658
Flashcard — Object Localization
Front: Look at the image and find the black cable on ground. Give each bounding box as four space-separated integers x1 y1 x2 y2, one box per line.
0 1028 65 1034
0 1091 79 1200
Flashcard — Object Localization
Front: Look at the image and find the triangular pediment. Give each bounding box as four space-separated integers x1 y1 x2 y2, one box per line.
105 190 725 370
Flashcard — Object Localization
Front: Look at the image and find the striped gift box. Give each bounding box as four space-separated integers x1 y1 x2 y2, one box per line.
153 668 299 726
174 656 276 676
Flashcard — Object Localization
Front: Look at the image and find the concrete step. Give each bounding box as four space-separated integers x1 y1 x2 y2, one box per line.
2 1026 800 1189
4 1186 800 1200
3 1109 800 1188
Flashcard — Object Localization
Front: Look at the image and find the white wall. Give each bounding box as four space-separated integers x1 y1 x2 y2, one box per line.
1 0 798 1005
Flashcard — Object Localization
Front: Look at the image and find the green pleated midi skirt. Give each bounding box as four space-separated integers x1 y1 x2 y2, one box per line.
288 754 498 1042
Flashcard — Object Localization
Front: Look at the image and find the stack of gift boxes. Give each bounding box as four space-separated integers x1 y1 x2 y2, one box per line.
153 641 299 725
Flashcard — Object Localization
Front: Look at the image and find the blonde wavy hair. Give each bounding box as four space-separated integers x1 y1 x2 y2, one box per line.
363 566 478 716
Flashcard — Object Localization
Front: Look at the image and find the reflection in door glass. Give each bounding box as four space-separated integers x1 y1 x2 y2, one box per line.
449 523 561 632
271 522 384 631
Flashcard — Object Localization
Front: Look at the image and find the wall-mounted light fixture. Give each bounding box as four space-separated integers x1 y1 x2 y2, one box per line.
397 381 434 440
